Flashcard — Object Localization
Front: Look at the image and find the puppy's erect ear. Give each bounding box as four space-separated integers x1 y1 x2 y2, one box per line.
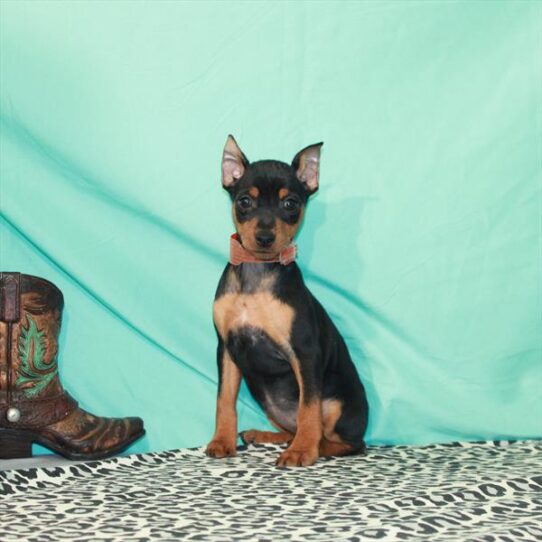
291 142 323 194
222 135 249 189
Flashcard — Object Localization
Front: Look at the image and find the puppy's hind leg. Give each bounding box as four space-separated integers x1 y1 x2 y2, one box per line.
319 398 366 458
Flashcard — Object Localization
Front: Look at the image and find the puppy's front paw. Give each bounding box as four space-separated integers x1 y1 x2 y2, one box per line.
205 438 237 458
276 447 318 468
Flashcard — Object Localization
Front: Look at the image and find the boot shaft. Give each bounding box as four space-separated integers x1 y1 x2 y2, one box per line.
1 273 64 405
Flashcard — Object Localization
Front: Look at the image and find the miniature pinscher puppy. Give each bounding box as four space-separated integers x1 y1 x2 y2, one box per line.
205 135 369 467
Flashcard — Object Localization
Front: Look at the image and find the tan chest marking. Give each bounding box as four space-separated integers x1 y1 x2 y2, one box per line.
213 275 294 347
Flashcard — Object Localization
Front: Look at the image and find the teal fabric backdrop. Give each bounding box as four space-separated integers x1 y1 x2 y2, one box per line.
1 1 541 455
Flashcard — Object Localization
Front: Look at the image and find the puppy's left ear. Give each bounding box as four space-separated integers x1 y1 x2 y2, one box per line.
292 142 323 194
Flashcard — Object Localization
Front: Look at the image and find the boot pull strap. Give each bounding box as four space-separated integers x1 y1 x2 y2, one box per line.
0 272 21 323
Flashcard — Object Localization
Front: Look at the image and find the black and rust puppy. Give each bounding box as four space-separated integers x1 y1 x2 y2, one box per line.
206 135 369 467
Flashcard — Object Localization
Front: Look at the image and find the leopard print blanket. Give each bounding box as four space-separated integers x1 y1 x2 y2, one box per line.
1 440 541 541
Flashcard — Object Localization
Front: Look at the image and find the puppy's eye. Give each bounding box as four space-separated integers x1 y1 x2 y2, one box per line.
283 198 300 212
237 196 253 210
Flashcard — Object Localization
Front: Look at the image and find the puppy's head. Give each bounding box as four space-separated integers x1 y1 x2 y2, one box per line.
221 135 322 260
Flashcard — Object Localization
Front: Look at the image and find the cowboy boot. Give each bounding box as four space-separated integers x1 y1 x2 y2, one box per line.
0 272 145 460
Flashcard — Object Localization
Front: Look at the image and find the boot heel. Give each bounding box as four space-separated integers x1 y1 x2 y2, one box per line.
0 430 33 459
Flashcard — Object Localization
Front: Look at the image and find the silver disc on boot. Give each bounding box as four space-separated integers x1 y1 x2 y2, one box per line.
6 407 21 423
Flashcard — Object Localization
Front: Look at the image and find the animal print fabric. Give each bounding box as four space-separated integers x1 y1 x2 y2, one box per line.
0 440 540 541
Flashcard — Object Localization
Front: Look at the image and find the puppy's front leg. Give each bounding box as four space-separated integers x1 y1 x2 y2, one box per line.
276 354 322 467
206 343 241 458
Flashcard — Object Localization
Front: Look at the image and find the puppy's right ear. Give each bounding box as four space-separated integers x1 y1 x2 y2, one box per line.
222 135 249 189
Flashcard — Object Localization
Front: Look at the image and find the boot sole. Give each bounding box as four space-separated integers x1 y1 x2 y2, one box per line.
0 428 146 461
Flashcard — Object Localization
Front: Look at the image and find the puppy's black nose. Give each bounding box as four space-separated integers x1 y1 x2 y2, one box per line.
255 232 275 248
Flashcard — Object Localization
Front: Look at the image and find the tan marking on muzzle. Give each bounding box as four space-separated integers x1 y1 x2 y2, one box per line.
232 212 260 254
274 208 304 252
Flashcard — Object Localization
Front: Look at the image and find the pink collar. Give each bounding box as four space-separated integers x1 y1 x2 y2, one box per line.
229 234 297 266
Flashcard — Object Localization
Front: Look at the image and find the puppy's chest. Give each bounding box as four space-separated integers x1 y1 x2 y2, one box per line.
213 270 294 344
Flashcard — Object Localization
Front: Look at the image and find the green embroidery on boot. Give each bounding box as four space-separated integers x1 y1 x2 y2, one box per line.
16 313 57 398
